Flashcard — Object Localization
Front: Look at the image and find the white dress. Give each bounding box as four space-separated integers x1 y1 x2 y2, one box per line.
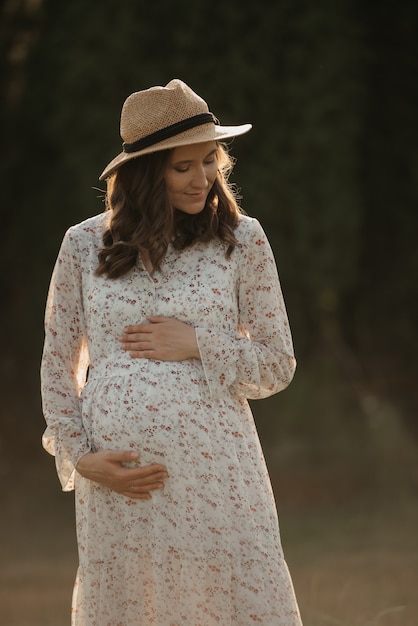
41 211 302 626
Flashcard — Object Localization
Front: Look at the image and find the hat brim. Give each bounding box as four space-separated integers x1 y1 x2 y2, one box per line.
99 123 252 180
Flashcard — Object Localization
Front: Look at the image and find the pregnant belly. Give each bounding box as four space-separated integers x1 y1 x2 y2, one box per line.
80 363 207 465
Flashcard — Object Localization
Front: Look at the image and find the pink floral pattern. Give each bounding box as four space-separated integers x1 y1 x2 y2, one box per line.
41 212 302 625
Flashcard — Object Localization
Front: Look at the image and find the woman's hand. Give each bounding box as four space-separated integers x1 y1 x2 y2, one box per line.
118 316 201 361
75 450 168 499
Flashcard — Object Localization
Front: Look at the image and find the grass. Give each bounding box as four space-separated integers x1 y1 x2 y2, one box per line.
1 403 417 626
281 499 418 626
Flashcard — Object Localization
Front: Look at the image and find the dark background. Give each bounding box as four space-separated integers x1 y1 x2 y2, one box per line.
1 1 417 624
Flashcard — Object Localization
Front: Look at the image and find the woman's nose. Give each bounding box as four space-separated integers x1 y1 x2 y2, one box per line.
191 165 209 189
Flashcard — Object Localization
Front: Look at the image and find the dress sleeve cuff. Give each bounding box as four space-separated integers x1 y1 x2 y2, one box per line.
42 425 91 492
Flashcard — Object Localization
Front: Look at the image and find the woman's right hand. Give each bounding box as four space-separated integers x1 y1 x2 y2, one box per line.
75 450 168 499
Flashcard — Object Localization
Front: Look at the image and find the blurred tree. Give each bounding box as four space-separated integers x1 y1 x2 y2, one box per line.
0 0 45 407
1 0 417 449
347 0 418 436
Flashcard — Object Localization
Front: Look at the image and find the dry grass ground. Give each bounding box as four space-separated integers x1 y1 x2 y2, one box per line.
283 500 418 626
1 450 417 626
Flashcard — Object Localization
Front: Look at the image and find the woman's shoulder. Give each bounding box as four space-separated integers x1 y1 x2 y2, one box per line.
56 213 108 262
235 213 268 243
64 212 109 244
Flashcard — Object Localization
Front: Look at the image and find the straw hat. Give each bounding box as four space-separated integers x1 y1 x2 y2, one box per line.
99 79 252 180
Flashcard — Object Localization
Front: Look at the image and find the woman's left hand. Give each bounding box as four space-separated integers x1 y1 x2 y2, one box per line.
118 316 201 361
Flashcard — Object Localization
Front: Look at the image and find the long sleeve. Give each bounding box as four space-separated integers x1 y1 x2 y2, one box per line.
196 218 296 400
41 228 90 491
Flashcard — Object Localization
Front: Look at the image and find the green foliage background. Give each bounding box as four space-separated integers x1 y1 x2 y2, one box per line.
1 0 417 493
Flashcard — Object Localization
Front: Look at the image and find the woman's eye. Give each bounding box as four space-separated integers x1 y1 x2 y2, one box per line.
173 158 215 173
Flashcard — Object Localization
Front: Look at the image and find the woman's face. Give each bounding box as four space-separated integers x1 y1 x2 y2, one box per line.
164 141 218 214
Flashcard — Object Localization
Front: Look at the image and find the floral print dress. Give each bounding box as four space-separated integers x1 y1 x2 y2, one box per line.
41 211 302 626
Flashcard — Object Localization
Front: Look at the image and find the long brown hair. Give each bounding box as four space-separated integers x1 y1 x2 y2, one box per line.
96 143 242 279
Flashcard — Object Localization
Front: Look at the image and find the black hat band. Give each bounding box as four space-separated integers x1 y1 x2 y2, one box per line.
122 113 218 154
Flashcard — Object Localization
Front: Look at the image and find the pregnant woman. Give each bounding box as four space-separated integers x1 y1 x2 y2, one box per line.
41 79 302 625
